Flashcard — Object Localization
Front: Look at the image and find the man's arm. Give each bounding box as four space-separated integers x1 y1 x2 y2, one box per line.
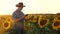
13 15 25 23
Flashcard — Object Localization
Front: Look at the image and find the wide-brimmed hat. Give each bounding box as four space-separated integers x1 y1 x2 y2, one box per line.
16 2 25 7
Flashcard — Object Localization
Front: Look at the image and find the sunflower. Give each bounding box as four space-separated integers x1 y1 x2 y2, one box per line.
2 21 11 31
25 15 34 23
52 18 60 30
38 15 49 28
0 16 6 20
31 15 37 22
25 14 32 19
6 16 13 22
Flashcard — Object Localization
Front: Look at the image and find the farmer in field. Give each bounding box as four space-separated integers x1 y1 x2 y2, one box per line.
12 2 25 34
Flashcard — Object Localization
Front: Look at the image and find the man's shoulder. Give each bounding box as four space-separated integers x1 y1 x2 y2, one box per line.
13 10 18 14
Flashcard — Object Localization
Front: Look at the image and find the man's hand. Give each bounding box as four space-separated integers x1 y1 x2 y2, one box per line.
22 15 25 18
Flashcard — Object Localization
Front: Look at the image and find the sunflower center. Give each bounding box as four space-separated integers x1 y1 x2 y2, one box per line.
40 20 47 26
4 22 9 27
54 21 60 26
8 19 10 21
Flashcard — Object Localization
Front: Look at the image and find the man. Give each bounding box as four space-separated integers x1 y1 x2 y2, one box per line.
12 2 25 34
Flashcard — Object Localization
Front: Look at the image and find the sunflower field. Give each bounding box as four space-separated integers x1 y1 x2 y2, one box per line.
0 14 60 34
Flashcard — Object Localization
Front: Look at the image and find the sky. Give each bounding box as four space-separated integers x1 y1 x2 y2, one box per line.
0 0 60 15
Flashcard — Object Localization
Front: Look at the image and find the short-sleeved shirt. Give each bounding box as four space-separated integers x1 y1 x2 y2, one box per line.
12 9 25 25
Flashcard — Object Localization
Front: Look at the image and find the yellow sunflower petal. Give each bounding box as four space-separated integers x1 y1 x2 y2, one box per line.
38 15 49 28
2 21 11 31
52 18 60 30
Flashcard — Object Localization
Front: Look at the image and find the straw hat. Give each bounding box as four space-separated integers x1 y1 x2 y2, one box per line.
16 2 25 7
